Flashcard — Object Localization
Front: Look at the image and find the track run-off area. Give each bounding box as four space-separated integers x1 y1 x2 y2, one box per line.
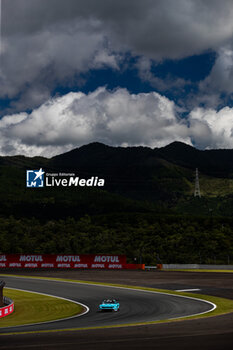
0 275 216 334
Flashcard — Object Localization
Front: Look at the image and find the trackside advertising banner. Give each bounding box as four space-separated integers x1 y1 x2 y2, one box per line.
0 302 14 318
0 254 143 269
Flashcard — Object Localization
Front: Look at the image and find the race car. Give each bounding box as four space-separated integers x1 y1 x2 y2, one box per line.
98 299 120 312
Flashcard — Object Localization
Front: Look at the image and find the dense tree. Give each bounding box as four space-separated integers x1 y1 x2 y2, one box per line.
0 214 233 265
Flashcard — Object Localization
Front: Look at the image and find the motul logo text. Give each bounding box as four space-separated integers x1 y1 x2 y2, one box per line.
94 256 120 263
19 255 43 262
56 255 81 262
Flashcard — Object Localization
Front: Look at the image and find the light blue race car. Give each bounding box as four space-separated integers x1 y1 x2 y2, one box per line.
98 299 120 312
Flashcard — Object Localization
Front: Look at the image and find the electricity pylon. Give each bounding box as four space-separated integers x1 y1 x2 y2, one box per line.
194 168 201 198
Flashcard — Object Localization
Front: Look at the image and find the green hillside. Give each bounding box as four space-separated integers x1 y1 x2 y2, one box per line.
0 142 233 264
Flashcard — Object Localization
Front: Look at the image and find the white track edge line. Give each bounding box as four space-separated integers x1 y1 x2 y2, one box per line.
0 287 89 329
175 289 201 292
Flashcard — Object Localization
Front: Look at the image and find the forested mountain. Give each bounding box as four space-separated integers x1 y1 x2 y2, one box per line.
0 142 233 264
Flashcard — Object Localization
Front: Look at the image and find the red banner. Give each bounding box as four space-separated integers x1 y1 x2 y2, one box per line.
0 301 14 318
0 254 143 269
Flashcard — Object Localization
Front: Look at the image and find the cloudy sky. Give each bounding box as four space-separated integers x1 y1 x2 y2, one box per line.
1 0 233 156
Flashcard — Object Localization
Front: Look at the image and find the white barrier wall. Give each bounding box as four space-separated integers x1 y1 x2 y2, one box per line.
162 264 233 270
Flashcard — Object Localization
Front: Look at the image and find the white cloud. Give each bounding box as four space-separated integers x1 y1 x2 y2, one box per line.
0 18 118 99
0 88 192 156
199 48 233 95
2 87 233 157
4 0 233 59
1 87 233 157
1 0 233 111
189 107 233 149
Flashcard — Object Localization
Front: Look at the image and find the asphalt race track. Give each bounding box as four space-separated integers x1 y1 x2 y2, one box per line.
1 271 233 350
0 275 213 334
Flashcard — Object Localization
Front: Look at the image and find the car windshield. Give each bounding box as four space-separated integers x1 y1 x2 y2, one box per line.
103 299 116 304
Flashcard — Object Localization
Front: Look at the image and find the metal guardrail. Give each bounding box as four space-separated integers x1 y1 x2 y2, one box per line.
162 264 233 270
145 264 233 270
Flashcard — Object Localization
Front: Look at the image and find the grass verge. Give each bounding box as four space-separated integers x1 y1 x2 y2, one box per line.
0 287 84 328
